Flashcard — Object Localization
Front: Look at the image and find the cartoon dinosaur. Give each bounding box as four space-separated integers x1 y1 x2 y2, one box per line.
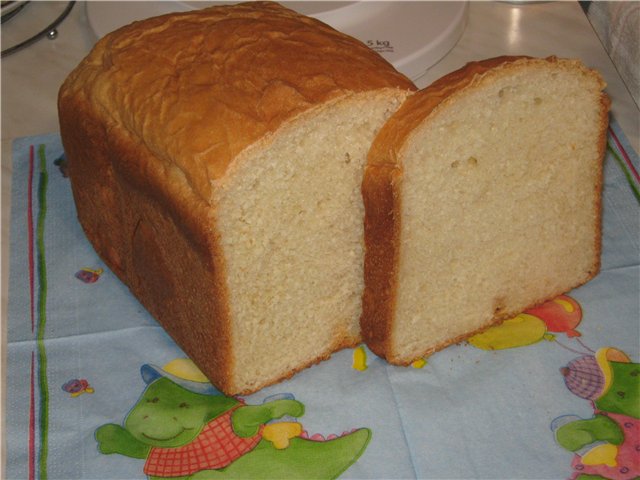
551 347 639 480
95 360 371 479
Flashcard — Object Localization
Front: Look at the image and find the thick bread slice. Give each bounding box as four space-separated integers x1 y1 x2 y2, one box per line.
59 1 415 394
361 56 609 365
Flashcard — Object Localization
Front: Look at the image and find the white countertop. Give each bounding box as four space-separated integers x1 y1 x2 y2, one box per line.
1 2 638 473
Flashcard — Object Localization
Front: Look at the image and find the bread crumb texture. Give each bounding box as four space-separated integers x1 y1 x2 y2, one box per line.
363 57 609 364
215 93 406 391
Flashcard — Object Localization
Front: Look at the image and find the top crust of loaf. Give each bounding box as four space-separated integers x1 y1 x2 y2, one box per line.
58 1 414 203
367 56 608 168
361 56 610 363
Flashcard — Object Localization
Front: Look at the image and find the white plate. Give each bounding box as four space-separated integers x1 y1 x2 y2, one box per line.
86 1 467 80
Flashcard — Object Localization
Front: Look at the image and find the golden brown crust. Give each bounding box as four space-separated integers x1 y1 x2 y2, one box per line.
361 164 402 359
59 1 414 395
592 84 612 278
59 92 236 391
60 1 414 202
361 55 609 365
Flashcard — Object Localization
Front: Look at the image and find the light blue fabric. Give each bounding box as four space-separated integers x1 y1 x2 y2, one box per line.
6 122 639 479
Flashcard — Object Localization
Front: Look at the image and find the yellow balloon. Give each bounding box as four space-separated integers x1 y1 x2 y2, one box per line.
468 313 549 350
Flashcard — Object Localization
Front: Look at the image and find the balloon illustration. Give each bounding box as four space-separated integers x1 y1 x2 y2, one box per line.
526 295 582 337
468 295 583 351
468 313 553 350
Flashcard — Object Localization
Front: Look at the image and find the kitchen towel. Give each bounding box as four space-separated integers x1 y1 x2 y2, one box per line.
6 120 639 479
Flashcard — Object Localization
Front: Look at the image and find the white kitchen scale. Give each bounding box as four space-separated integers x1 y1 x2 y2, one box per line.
86 1 468 80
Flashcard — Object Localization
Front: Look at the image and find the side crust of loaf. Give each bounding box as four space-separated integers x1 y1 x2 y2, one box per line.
361 56 610 365
59 89 238 391
361 164 402 358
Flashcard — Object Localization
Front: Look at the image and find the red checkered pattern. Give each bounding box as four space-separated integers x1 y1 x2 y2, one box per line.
143 407 262 477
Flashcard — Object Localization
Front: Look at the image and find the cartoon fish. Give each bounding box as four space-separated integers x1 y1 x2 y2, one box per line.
62 378 95 397
75 267 103 284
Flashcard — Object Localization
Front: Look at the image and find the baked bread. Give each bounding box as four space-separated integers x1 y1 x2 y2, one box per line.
58 1 415 394
361 56 609 365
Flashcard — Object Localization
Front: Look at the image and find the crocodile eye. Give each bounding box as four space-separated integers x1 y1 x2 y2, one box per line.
179 402 189 408
147 397 160 403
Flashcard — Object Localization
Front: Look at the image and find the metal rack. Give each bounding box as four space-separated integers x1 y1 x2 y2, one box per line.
1 1 75 58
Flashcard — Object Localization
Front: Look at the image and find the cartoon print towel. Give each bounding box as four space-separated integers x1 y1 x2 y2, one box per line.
6 120 639 479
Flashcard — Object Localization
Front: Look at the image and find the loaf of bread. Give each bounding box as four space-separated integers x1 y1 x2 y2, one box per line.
361 56 609 365
58 1 415 394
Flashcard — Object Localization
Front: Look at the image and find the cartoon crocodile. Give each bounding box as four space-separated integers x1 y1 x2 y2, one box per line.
95 360 371 479
551 347 639 480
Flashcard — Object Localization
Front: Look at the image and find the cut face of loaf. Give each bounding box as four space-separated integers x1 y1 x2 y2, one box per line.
58 2 415 395
362 56 609 365
214 92 409 392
